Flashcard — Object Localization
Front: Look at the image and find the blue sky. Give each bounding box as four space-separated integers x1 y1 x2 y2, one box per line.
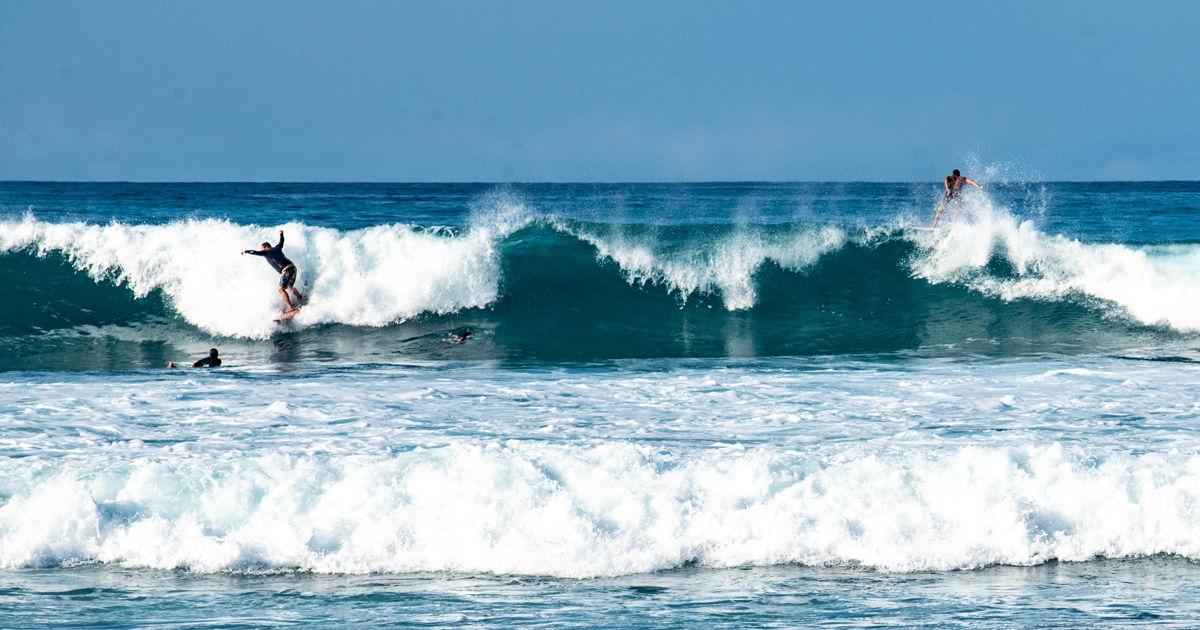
2 1 1197 182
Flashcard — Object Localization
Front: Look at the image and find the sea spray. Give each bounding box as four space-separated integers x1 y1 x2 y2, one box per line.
4 184 1200 366
561 219 849 309
0 216 510 338
911 199 1200 331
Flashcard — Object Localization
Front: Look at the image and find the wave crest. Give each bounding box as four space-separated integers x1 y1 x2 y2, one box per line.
566 221 849 310
0 215 513 338
4 198 1200 358
912 199 1200 331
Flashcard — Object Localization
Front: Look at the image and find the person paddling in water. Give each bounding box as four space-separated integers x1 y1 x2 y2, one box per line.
931 169 983 228
167 348 221 369
243 230 305 312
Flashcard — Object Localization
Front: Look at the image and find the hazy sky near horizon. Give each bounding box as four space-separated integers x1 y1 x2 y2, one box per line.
2 1 1198 182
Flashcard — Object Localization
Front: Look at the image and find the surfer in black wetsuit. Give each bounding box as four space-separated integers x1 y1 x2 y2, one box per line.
243 230 305 311
192 348 221 367
167 348 221 368
931 169 983 228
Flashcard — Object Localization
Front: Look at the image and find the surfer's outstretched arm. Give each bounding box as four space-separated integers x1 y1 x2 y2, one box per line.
242 231 284 255
964 178 982 189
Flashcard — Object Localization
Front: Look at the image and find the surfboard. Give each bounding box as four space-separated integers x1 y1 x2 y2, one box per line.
274 308 300 323
910 227 937 231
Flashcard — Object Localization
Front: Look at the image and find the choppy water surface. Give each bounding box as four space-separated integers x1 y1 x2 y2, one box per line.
2 181 1200 627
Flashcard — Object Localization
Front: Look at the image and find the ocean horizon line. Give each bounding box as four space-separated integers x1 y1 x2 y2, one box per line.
4 179 1200 186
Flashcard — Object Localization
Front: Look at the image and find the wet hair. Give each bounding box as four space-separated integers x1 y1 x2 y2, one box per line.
209 348 219 357
953 169 961 176
261 242 272 249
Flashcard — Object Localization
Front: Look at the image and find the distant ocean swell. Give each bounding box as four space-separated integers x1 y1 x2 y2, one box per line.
1 204 1198 354
3 442 1199 576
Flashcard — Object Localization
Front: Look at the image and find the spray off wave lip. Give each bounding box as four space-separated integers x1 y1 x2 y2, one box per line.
2 196 1198 368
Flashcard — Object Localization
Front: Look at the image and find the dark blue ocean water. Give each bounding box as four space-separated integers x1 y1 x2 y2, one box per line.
2 181 1200 628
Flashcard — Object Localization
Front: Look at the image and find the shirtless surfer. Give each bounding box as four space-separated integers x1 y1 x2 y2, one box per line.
931 169 983 228
243 230 305 312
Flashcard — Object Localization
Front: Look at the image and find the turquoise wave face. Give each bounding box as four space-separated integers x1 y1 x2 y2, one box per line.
4 180 1200 370
1 216 1195 371
0 252 168 336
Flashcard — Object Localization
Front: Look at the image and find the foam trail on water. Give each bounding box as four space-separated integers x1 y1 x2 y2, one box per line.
910 197 1200 331
3 443 1200 576
0 208 529 338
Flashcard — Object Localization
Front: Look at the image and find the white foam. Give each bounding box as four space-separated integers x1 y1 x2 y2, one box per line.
0 211 528 338
566 223 848 309
4 357 1200 577
4 442 1200 575
910 199 1200 331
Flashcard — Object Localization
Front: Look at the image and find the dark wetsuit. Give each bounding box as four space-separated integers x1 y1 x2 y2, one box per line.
192 356 221 368
245 234 297 289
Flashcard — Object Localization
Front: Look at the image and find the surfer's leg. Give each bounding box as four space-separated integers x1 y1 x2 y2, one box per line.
278 267 299 310
278 286 295 311
280 266 303 305
932 198 948 227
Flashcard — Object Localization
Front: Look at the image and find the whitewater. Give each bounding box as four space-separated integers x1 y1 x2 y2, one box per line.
4 181 1200 628
4 186 1200 345
7 360 1200 576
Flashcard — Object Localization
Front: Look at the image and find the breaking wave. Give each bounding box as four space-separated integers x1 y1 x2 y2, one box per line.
2 197 1199 365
